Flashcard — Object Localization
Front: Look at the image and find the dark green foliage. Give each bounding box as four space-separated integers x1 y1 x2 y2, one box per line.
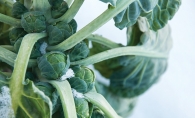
13 37 23 52
74 98 90 118
72 66 95 92
37 51 70 80
69 19 77 33
47 21 73 45
114 0 181 31
51 1 69 19
68 77 88 93
69 41 89 62
48 0 64 8
21 11 46 33
9 28 27 45
12 1 28 19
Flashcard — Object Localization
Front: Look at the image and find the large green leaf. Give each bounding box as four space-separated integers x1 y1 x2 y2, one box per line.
16 79 52 118
92 23 172 97
114 0 181 31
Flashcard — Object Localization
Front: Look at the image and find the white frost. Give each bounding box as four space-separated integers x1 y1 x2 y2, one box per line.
72 89 84 98
0 86 15 118
40 42 48 54
60 69 75 81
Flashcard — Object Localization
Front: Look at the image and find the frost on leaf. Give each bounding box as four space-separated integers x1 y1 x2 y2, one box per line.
0 86 15 118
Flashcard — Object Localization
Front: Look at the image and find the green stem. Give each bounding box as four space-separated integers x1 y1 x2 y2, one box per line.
48 0 84 24
47 0 135 51
65 0 73 6
0 45 14 52
9 33 47 114
49 80 77 118
0 13 21 27
87 34 122 48
84 92 122 118
0 0 14 8
71 46 168 66
0 46 37 68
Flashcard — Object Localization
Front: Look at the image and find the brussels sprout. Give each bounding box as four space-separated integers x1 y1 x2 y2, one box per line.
12 1 28 19
25 71 39 82
47 21 73 45
68 77 88 93
51 1 69 19
91 107 105 118
21 11 46 33
69 41 89 62
48 0 64 8
69 19 77 33
13 37 23 52
37 51 70 80
14 38 43 59
72 66 95 92
9 28 27 45
74 97 89 118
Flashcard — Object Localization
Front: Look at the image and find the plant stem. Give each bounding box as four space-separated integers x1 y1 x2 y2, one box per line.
84 92 122 118
0 13 21 27
0 0 14 8
49 80 77 118
0 46 37 68
87 34 122 48
47 0 135 51
65 0 73 6
71 46 168 66
0 46 16 67
9 33 47 114
0 45 14 52
48 0 84 24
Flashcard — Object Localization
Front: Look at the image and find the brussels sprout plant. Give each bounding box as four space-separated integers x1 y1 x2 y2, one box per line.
0 0 181 118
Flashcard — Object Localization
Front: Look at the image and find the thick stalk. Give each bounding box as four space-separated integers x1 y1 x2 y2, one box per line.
49 80 77 118
0 13 21 27
84 92 122 118
71 46 168 66
0 45 14 52
47 0 135 51
87 34 121 48
9 33 47 114
48 0 84 24
0 0 14 8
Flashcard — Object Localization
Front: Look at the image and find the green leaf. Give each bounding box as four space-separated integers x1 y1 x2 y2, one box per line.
113 0 181 31
9 28 27 45
92 24 172 97
91 107 105 118
99 0 117 6
16 79 52 118
68 77 88 93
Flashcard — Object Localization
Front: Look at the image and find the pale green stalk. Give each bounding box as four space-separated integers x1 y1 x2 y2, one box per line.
9 33 47 114
0 45 14 52
87 34 122 48
47 0 135 51
84 92 122 118
71 46 168 66
0 13 21 27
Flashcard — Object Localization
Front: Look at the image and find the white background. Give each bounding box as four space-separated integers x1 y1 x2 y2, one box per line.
75 0 195 118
